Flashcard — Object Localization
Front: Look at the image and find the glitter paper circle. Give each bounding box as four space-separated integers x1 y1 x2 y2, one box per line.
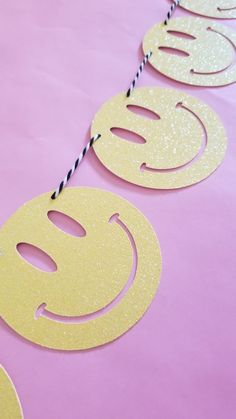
91 87 227 189
0 366 23 419
180 0 236 19
0 188 161 350
143 17 236 87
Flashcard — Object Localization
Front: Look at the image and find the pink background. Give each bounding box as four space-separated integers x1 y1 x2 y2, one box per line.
0 1 236 418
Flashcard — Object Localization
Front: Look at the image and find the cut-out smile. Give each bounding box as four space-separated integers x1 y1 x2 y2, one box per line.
217 6 236 12
142 102 207 174
191 27 236 76
35 213 137 323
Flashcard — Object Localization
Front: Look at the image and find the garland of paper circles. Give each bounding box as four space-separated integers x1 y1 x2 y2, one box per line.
0 0 231 357
0 188 161 350
180 0 236 19
91 87 227 189
0 12 232 419
0 366 23 419
143 17 236 87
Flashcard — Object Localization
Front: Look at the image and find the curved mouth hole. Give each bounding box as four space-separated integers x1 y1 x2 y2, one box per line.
47 210 86 237
110 127 146 144
17 243 57 273
167 30 196 40
191 27 236 76
217 6 236 11
158 46 189 57
35 213 138 323
127 105 160 120
141 101 207 173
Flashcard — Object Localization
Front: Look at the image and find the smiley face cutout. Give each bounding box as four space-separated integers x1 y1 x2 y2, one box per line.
91 87 227 189
0 366 23 419
143 17 236 86
180 0 236 19
0 188 161 350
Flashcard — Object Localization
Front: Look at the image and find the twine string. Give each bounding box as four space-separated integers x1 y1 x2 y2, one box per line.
51 1 181 199
126 0 181 97
126 51 153 98
164 0 181 25
51 134 101 200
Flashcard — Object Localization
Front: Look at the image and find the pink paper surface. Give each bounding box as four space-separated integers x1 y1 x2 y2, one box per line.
0 1 236 418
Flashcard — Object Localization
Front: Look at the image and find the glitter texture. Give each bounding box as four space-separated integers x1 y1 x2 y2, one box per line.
0 188 161 350
0 366 23 419
143 17 236 86
180 0 236 19
91 87 227 189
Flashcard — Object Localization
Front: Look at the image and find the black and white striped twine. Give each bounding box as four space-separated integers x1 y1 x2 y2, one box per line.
126 0 181 97
164 0 180 25
51 0 181 199
51 134 101 199
126 51 153 98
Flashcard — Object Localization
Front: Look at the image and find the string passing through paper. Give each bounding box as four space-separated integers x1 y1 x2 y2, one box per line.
164 0 180 25
52 0 181 198
51 134 101 200
126 0 181 96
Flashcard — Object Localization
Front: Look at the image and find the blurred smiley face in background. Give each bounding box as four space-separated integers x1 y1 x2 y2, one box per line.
0 366 23 419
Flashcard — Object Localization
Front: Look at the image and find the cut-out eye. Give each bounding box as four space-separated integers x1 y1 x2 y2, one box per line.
17 243 57 272
127 105 160 120
110 128 146 144
47 210 86 237
167 30 196 40
158 47 189 57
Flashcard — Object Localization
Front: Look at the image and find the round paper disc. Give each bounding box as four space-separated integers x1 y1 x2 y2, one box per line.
143 17 236 87
91 87 227 189
0 188 161 350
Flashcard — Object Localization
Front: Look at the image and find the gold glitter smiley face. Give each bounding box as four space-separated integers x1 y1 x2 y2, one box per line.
0 366 23 419
143 17 236 86
180 0 236 19
91 87 227 189
0 188 161 350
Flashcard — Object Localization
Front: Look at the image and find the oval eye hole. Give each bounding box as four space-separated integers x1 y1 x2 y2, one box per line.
167 30 196 40
16 243 57 272
127 105 160 120
47 210 86 237
158 47 189 57
110 128 146 144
